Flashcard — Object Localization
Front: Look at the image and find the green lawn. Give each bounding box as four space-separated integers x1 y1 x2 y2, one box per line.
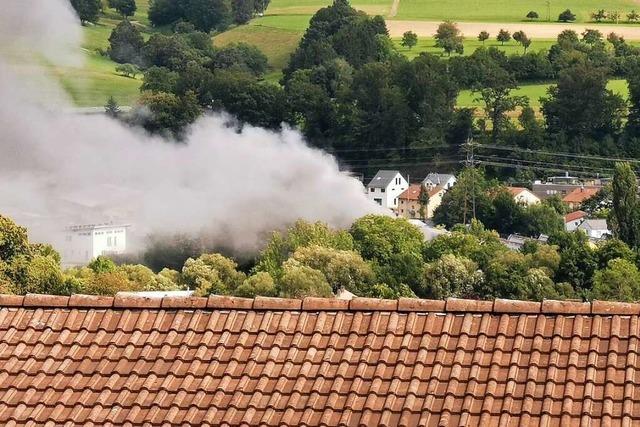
458 79 630 109
391 0 638 23
265 0 392 17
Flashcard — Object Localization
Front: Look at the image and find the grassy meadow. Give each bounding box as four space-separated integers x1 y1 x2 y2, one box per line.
394 0 640 23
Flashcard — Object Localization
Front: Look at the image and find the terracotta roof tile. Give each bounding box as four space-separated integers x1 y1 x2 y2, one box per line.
562 187 600 204
0 295 639 424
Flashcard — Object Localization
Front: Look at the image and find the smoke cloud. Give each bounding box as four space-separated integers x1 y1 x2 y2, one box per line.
0 0 380 258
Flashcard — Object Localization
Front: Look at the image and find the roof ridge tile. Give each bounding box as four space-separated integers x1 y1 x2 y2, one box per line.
23 294 69 308
68 295 114 308
446 298 493 313
113 295 161 309
2 294 640 315
542 300 590 314
349 298 397 311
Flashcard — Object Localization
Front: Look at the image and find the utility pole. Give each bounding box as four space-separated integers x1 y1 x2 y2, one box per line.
464 137 478 222
546 0 551 22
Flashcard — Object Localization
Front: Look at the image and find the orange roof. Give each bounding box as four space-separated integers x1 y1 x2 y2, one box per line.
507 186 529 196
565 210 587 223
399 184 443 201
0 293 639 425
562 187 600 203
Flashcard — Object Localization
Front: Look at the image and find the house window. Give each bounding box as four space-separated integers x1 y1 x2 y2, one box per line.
107 237 112 247
394 198 397 204
114 236 118 246
369 188 374 192
381 188 385 193
374 198 382 205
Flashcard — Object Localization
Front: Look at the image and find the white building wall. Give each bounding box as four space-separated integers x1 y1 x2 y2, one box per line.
565 219 584 232
367 173 408 210
514 190 540 206
61 225 128 267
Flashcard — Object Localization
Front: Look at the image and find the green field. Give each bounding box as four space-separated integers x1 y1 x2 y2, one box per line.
394 37 556 58
458 79 630 109
394 0 639 23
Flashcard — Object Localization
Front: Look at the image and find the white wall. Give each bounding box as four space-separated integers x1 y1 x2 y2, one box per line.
367 173 407 209
61 225 127 266
514 190 540 206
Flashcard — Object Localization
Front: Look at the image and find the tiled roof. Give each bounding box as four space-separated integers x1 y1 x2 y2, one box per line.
398 184 442 201
506 186 528 196
562 187 600 203
2 294 640 425
564 210 587 223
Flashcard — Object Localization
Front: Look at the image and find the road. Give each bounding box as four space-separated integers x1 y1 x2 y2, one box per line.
386 20 640 39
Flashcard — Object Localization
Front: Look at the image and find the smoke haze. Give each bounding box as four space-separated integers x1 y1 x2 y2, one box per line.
0 0 380 257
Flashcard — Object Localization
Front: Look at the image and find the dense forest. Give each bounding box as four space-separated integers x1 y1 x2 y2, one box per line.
90 0 640 180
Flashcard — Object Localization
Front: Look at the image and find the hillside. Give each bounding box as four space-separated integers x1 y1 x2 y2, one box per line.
35 0 640 108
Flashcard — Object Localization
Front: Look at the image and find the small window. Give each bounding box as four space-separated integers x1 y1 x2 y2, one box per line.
369 188 374 192
114 236 118 246
107 237 112 246
381 188 385 193
374 198 382 205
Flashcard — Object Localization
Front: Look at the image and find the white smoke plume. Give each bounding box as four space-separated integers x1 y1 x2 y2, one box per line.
0 0 380 258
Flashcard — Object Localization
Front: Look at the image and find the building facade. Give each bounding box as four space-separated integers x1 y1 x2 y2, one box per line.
61 223 129 266
366 170 408 210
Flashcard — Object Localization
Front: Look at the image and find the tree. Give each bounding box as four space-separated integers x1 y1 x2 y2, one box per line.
592 9 607 22
526 11 539 21
232 0 255 24
611 162 640 247
148 0 231 31
433 168 495 228
558 9 576 22
418 184 430 220
134 90 201 138
234 272 277 297
0 215 30 262
108 20 144 65
626 58 640 137
108 0 137 17
213 43 269 77
496 29 511 45
278 261 333 298
541 63 626 141
291 245 376 295
182 253 246 296
115 63 140 78
104 96 121 117
88 256 117 274
420 254 483 299
401 31 418 49
474 60 527 143
628 10 640 23
70 0 101 24
609 10 621 24
548 231 597 290
350 215 424 264
519 204 565 237
434 21 464 56
255 220 354 279
513 31 531 53
596 238 636 269
487 188 524 235
582 29 603 44
478 31 489 45
592 259 640 301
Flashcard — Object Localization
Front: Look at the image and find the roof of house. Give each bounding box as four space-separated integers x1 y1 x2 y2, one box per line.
562 187 600 204
1 293 640 425
367 170 402 189
578 218 610 231
564 210 587 223
422 173 455 185
398 184 444 201
507 187 533 197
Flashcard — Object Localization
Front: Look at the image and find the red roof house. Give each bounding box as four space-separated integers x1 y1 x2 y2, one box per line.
0 294 639 425
562 187 600 209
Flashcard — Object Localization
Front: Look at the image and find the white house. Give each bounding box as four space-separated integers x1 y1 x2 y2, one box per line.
564 210 587 231
422 173 456 190
366 170 408 210
577 219 611 240
507 187 541 206
61 223 130 267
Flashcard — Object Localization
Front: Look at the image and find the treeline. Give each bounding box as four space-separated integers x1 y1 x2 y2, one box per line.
70 0 270 29
107 0 640 179
5 208 640 302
